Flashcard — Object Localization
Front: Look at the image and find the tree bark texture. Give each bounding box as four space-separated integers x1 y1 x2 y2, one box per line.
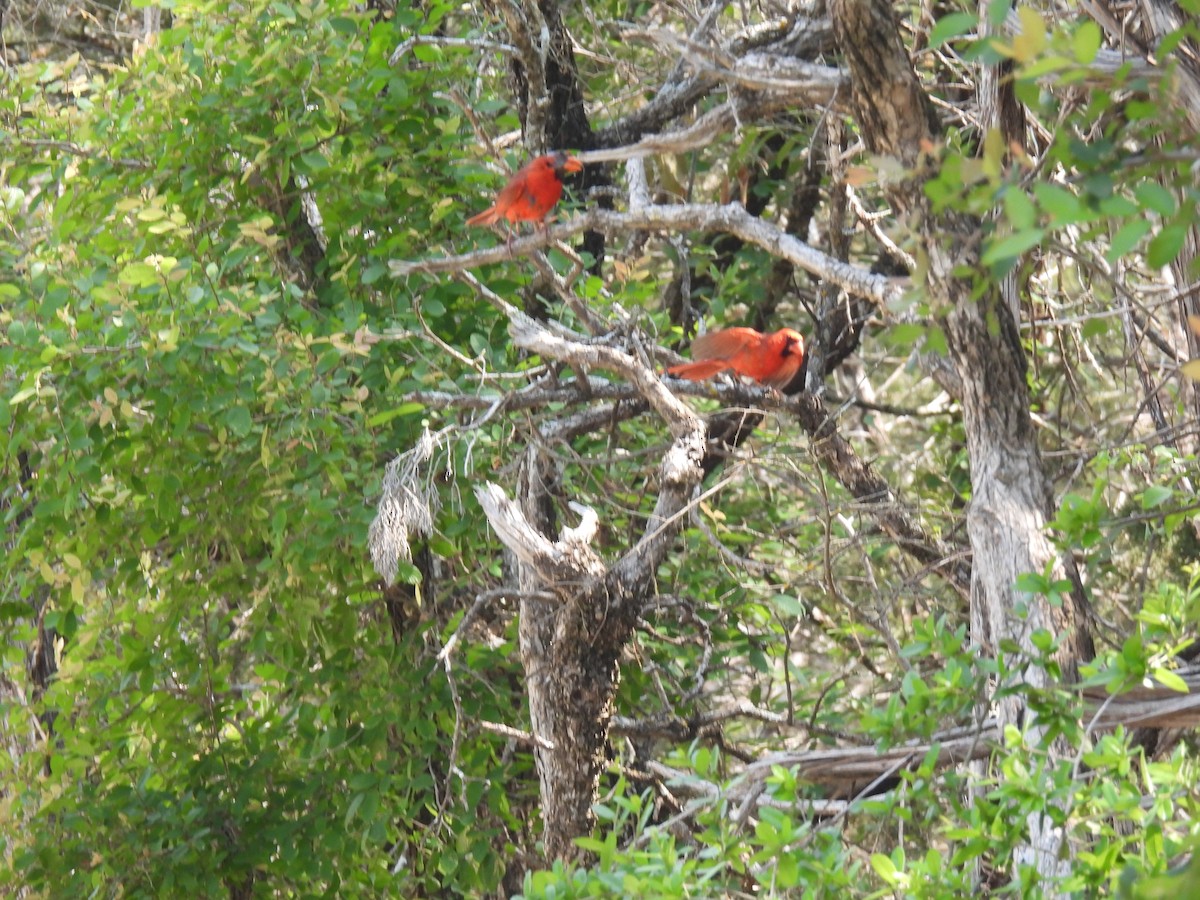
829 0 1093 889
485 0 610 266
479 313 708 861
513 449 615 860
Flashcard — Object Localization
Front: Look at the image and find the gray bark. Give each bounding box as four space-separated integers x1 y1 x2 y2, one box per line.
475 311 708 861
829 0 1093 889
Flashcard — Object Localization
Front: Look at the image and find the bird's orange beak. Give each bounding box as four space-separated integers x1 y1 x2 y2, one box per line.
562 156 584 173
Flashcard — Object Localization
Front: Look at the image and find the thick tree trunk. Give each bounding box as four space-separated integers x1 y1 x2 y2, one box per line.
514 448 618 860
829 0 1092 889
477 316 708 861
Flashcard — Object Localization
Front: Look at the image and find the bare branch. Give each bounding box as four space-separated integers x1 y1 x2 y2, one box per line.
505 309 699 433
790 390 972 596
625 26 848 99
643 759 849 817
478 719 555 749
585 84 842 165
389 34 517 67
1083 664 1200 729
475 482 606 587
592 13 835 148
392 204 906 309
436 587 555 667
612 698 790 741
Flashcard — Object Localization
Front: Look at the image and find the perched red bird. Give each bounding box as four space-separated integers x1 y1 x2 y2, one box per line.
668 327 806 391
466 152 583 228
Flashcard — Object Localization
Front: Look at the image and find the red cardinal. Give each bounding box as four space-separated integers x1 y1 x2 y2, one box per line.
668 327 806 391
466 152 584 227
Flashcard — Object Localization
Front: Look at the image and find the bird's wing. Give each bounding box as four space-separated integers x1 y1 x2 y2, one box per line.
666 359 731 381
490 175 530 216
687 327 763 362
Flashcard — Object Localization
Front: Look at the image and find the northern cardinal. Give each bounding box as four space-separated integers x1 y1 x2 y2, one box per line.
466 152 584 227
667 327 806 391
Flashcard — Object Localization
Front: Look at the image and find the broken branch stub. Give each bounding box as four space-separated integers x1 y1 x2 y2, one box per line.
474 483 606 590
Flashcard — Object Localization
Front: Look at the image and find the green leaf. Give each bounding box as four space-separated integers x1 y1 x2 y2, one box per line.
1004 188 1037 230
1152 668 1188 693
1135 183 1177 217
924 326 948 355
1148 224 1188 268
118 261 161 287
870 852 899 884
982 228 1044 265
224 405 253 437
362 263 388 285
1009 8 1047 62
930 12 978 49
986 0 1013 27
1140 485 1173 509
344 792 364 828
1032 183 1085 225
884 323 927 349
299 151 329 173
1071 21 1102 63
366 402 424 427
770 594 805 617
1098 195 1138 216
1107 219 1153 262
9 385 39 406
1016 572 1050 595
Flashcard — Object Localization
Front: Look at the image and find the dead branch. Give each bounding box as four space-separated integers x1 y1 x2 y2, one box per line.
592 12 835 148
475 482 606 588
392 204 906 309
436 587 555 667
581 92 827 164
644 759 850 817
388 34 518 66
506 310 697 432
479 719 555 749
625 26 848 100
612 698 790 742
1083 664 1200 729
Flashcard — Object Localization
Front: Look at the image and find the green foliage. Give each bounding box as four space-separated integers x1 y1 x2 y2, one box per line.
0 0 518 894
4 0 1200 897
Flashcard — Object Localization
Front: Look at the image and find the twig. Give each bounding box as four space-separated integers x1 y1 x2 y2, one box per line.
478 719 555 749
625 26 848 98
581 91 833 165
435 587 554 667
846 185 916 271
12 138 148 170
389 34 518 66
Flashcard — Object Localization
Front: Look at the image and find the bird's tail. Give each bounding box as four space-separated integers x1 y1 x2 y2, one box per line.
466 206 500 227
666 359 731 382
